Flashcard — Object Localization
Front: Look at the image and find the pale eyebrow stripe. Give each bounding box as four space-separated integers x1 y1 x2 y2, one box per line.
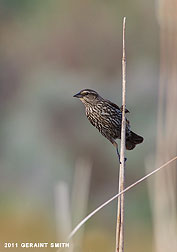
81 91 95 95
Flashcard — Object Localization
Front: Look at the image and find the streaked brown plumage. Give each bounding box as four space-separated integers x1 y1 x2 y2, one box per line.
73 89 143 159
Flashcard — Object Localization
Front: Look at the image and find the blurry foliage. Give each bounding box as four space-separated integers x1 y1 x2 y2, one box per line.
0 0 43 12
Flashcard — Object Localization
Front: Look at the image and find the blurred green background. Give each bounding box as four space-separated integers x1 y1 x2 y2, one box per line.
0 0 159 251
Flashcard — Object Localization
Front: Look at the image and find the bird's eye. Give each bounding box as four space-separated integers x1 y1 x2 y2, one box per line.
82 92 89 96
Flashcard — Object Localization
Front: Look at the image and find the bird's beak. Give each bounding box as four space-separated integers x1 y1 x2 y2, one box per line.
73 92 82 98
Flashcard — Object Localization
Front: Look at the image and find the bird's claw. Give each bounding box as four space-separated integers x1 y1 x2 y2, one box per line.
119 157 127 165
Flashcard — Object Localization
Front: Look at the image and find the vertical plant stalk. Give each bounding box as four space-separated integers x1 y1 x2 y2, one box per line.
55 182 73 252
115 17 126 252
71 158 92 251
149 1 177 251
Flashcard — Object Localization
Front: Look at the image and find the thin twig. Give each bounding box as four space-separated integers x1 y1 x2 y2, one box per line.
68 156 177 240
115 16 126 252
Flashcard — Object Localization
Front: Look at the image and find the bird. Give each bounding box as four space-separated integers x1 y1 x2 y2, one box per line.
73 89 143 162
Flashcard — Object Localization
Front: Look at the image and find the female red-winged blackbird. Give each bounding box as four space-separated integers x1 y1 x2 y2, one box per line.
74 89 143 160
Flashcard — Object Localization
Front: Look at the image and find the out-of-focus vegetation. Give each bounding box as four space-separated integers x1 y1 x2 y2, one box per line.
1 0 176 252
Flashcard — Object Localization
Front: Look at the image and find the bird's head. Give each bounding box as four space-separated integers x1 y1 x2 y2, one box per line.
73 89 100 105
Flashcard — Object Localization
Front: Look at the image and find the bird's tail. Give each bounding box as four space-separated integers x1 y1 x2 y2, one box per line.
126 131 144 150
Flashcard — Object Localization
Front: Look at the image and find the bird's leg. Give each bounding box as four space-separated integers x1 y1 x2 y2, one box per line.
112 141 121 164
112 140 127 164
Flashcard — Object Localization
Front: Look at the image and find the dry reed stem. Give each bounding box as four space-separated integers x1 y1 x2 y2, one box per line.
55 182 73 252
71 158 92 251
150 1 177 250
115 17 126 252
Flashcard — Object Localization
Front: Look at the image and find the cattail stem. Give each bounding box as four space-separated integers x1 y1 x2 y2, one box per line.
115 17 126 252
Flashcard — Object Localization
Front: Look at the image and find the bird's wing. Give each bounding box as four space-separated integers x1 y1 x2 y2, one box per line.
105 99 121 110
105 99 130 113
